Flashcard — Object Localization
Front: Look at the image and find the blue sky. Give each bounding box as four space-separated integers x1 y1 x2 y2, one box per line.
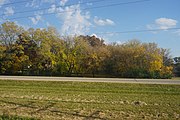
0 0 180 57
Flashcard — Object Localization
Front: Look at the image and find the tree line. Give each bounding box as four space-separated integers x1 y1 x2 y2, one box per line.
0 22 178 78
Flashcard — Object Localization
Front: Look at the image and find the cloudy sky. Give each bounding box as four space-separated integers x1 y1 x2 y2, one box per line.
0 0 180 57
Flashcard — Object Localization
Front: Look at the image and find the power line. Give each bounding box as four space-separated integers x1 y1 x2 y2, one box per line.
83 0 151 11
3 0 152 20
0 0 109 16
95 27 180 35
0 0 34 6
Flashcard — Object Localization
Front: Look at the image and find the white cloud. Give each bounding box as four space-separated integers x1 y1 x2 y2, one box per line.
26 0 56 7
4 7 14 16
0 0 8 7
86 3 93 6
0 0 5 5
25 0 40 8
48 4 56 13
48 4 67 13
90 33 103 40
155 18 177 29
60 0 68 6
56 4 91 35
14 21 30 30
147 18 178 30
175 30 180 36
46 22 51 27
29 14 42 25
94 16 115 26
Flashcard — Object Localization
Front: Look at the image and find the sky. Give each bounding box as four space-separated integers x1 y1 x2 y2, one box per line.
0 0 180 57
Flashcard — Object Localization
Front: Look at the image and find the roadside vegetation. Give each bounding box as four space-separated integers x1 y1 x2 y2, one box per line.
0 80 179 120
0 22 178 78
172 77 180 80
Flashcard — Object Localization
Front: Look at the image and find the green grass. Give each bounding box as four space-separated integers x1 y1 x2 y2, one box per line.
172 77 180 80
0 80 180 120
0 114 37 120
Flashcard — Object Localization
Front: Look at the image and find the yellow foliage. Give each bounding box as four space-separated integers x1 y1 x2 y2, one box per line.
160 66 173 77
149 60 163 72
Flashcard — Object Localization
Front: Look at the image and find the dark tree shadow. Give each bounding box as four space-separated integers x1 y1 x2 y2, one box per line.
0 100 107 119
51 110 106 120
0 100 37 109
31 102 56 114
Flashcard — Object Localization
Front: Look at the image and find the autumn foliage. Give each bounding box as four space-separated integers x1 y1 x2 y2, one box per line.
0 22 173 78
